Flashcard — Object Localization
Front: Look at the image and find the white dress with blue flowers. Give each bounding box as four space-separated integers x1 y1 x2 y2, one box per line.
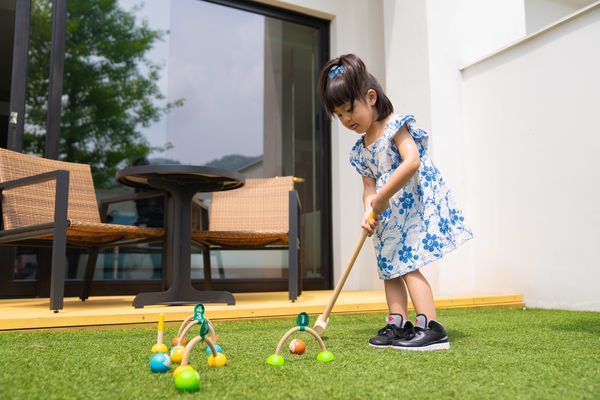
349 114 473 280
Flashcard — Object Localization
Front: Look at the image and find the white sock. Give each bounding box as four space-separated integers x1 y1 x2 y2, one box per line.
386 314 405 328
415 314 429 329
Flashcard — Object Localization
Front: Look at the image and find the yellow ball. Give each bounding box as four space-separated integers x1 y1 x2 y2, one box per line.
170 345 186 364
173 364 195 379
207 352 227 367
151 343 168 354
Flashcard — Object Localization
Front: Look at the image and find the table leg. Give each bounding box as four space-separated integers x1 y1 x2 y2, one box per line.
133 183 236 308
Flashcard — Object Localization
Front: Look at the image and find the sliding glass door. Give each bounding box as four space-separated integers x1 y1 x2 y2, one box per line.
0 0 332 298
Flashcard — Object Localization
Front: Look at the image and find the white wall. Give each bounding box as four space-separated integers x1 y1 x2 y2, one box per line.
462 5 600 310
423 0 526 296
524 0 593 33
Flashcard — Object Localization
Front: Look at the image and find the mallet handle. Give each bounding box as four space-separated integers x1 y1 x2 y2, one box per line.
321 229 369 320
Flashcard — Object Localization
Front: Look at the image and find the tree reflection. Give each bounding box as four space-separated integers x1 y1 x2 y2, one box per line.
25 0 181 188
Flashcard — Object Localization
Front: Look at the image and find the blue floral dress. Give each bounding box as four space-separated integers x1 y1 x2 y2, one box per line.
349 114 473 280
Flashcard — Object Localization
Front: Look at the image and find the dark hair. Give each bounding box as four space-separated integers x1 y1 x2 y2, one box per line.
318 53 393 121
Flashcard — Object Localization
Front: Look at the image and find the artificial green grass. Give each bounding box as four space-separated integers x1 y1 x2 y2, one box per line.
1 308 599 399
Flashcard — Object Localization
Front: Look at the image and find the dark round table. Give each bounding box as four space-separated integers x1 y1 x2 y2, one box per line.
116 165 244 308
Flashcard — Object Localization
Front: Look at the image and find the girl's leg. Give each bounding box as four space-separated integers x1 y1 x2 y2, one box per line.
384 277 409 320
393 270 449 351
369 277 410 348
402 270 436 320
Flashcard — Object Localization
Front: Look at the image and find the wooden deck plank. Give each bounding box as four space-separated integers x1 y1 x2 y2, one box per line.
0 291 524 331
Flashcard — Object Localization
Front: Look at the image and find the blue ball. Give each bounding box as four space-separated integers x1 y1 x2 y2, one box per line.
149 352 171 373
205 344 222 354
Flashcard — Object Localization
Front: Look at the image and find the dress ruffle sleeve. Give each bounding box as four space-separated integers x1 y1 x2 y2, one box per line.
385 115 429 152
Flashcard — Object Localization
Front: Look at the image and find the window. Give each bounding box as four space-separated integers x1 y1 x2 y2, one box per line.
5 0 331 296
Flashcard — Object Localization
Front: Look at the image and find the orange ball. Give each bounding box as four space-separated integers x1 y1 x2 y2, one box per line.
288 339 306 355
171 337 188 346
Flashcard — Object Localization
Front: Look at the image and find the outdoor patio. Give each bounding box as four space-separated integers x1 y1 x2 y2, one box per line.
1 0 599 398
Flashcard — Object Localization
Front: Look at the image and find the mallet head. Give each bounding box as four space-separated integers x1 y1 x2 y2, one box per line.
313 315 329 336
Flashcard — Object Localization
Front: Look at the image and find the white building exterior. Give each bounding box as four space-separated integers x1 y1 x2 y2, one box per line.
256 0 600 311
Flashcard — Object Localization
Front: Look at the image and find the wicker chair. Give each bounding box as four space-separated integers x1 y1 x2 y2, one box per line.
0 148 164 312
192 176 302 301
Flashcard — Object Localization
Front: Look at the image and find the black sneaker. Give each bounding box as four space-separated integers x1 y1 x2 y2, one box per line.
368 320 415 349
391 314 450 351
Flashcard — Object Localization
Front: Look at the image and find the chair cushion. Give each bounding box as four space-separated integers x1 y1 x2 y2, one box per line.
192 230 288 247
66 221 164 245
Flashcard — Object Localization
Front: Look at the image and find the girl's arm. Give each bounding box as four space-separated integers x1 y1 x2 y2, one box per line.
371 125 420 215
361 176 378 236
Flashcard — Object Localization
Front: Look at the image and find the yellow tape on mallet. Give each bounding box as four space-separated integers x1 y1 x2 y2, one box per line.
151 313 168 353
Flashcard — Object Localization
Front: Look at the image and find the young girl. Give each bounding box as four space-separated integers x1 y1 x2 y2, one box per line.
318 54 472 351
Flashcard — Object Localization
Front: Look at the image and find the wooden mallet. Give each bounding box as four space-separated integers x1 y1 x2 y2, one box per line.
313 211 375 336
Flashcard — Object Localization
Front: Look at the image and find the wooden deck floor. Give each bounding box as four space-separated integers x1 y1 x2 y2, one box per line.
0 291 524 331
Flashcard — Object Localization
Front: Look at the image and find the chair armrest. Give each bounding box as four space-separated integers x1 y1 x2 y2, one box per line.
0 170 69 234
98 191 165 222
192 198 209 231
289 189 301 235
288 189 302 301
290 189 301 217
0 170 69 190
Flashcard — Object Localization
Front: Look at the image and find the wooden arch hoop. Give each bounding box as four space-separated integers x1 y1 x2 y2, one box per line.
179 316 220 367
274 326 328 355
175 315 218 346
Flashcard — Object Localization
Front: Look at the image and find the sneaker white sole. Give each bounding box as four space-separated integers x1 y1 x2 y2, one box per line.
368 343 390 349
391 342 450 352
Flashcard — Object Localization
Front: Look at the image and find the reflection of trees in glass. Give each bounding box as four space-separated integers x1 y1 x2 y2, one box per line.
25 0 181 188
148 157 181 165
204 154 262 171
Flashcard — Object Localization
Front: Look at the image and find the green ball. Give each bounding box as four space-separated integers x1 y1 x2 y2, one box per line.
174 367 200 392
316 351 335 363
266 353 285 366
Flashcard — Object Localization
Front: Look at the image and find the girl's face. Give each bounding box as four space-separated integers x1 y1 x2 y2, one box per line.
333 89 378 134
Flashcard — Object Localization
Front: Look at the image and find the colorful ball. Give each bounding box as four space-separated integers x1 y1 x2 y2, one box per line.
266 354 285 367
149 352 171 373
151 343 168 354
207 352 227 367
171 336 188 346
173 364 194 379
316 351 334 363
174 367 200 392
170 345 186 364
204 344 222 354
289 339 306 355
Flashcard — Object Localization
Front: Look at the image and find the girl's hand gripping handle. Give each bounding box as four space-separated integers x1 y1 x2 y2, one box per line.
361 210 377 237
